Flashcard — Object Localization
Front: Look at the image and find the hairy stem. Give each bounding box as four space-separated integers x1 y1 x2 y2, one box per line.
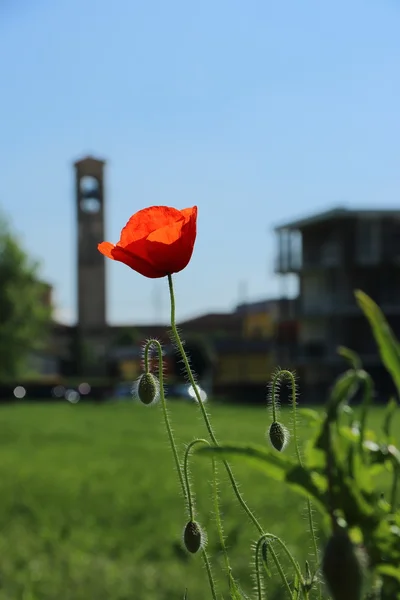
211 457 231 576
183 439 209 521
202 550 218 600
255 533 304 600
167 274 264 536
145 342 216 600
270 369 321 598
183 438 233 584
144 339 186 502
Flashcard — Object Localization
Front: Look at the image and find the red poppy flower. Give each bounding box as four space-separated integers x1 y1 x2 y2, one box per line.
98 205 198 278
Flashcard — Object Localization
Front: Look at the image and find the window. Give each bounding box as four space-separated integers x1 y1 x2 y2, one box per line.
356 219 380 264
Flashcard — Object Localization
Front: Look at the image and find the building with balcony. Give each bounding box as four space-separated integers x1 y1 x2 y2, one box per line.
274 207 400 400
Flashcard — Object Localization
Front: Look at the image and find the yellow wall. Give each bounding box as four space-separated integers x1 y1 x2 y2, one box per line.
243 312 274 339
119 359 142 380
215 352 273 384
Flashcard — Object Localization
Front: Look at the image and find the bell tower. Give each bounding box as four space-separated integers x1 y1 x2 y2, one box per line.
74 155 108 375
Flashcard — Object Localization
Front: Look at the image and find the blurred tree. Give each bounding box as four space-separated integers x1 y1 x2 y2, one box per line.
0 214 51 380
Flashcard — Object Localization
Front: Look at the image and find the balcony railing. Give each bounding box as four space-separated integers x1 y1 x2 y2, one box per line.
274 254 302 273
275 251 343 273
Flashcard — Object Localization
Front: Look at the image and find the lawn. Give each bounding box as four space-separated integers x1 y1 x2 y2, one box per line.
0 399 396 600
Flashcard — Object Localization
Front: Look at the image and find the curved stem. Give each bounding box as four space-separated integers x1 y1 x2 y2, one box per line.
144 339 187 502
183 438 210 521
183 439 233 580
255 533 303 600
202 550 218 600
144 341 217 600
167 274 264 536
269 369 281 423
272 370 301 463
271 369 321 599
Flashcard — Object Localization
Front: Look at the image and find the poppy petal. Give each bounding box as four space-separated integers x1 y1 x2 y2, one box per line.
98 241 164 278
119 206 185 246
98 241 117 259
111 246 165 278
146 207 197 274
98 206 197 278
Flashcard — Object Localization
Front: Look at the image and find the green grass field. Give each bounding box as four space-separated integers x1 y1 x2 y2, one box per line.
0 399 396 600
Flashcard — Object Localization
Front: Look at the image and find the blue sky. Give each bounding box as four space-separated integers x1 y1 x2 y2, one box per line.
1 0 399 325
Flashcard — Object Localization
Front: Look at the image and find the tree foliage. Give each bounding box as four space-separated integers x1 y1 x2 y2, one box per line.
0 214 51 380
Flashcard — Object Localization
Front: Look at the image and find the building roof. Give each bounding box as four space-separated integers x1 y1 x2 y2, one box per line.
274 207 400 231
235 299 273 314
178 312 242 331
235 298 295 314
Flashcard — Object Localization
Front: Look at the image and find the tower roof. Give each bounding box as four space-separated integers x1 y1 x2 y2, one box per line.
74 155 106 168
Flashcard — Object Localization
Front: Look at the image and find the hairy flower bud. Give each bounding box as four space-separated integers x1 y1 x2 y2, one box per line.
268 421 288 451
137 372 160 405
322 528 364 600
183 521 204 554
261 540 268 565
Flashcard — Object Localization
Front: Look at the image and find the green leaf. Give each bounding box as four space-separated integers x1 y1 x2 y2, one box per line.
197 444 328 515
383 398 399 439
376 564 400 583
197 443 295 478
326 369 361 422
355 290 400 397
297 408 322 425
337 345 362 369
316 369 360 451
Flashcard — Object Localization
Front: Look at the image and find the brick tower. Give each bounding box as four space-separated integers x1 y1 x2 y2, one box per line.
74 156 108 375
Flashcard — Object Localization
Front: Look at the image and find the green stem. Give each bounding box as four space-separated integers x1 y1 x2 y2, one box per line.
359 370 373 454
183 439 233 582
145 342 216 600
144 339 186 502
211 457 231 576
167 274 264 536
269 544 293 599
255 534 303 600
183 439 209 521
202 550 218 600
271 370 321 599
269 369 280 423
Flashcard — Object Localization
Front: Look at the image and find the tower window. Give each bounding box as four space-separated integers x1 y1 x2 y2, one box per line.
80 175 99 195
80 197 101 213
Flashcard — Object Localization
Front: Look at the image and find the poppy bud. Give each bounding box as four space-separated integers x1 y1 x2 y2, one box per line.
322 528 364 600
183 521 204 554
268 421 289 451
137 372 160 405
261 540 268 565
